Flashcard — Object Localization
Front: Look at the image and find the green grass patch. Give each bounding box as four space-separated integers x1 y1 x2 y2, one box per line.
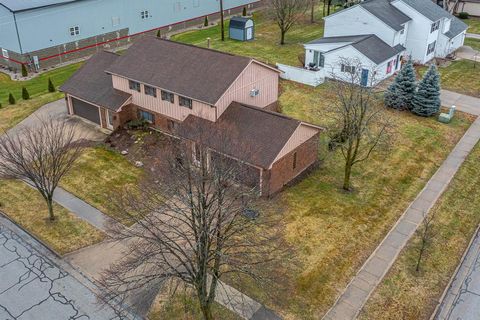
0 62 82 105
418 60 480 97
172 10 326 66
465 37 480 51
360 141 480 320
0 180 104 255
60 146 143 225
465 17 480 34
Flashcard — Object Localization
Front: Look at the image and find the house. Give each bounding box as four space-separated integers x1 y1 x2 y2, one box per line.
321 0 468 65
0 0 261 70
304 34 405 86
60 37 323 196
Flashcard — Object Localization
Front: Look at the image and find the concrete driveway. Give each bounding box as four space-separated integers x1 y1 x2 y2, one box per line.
441 90 480 116
0 215 138 320
7 99 107 142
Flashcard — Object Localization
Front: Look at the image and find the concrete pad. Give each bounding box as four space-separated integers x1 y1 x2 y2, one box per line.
375 243 399 262
328 300 357 319
356 270 379 286
363 256 390 278
448 293 480 320
395 220 418 237
410 197 432 213
383 231 409 249
341 284 369 309
349 276 375 293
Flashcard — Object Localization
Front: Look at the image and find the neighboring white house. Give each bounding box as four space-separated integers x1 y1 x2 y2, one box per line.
304 34 405 86
320 0 468 64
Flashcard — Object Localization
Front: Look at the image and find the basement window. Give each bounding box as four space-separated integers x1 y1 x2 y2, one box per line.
69 26 80 36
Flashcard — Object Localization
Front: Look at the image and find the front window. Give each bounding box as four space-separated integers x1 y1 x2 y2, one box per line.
179 96 193 109
427 41 436 55
313 51 325 68
144 85 157 97
341 64 356 74
69 26 80 36
129 80 141 92
161 90 174 103
141 10 149 19
430 21 440 33
138 110 154 123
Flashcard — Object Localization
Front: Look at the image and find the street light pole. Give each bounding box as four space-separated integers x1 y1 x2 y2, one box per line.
220 0 225 41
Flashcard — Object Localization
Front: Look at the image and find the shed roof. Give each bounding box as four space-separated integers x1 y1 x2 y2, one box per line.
106 37 273 105
0 0 80 12
308 34 405 65
60 51 131 112
359 0 411 31
176 102 322 168
230 16 253 28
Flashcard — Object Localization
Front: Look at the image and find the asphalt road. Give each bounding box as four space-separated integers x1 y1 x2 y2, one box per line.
0 215 136 320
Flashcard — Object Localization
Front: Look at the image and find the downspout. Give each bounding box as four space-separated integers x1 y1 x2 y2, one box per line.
13 12 24 54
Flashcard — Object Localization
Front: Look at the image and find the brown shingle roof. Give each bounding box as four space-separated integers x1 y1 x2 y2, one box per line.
176 102 319 168
60 51 131 111
105 37 254 105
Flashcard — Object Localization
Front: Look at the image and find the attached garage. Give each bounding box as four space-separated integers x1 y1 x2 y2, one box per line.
71 98 101 125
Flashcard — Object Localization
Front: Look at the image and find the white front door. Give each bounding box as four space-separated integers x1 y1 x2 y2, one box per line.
246 27 253 40
106 110 114 130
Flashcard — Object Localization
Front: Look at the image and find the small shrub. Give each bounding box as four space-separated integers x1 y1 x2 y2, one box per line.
22 87 30 100
21 64 28 77
8 93 16 105
126 119 150 130
204 16 209 27
458 12 469 19
242 6 247 16
0 102 2 109
48 78 56 92
156 29 161 38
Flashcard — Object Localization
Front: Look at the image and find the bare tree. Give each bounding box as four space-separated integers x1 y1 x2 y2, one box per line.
327 58 394 191
0 118 83 221
310 0 317 23
268 0 308 45
100 130 280 320
416 210 436 272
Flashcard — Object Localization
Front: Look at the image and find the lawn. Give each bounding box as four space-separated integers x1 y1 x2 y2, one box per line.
0 180 104 255
171 10 326 66
464 37 480 51
419 60 480 97
464 17 480 34
360 141 480 320
60 146 144 224
223 81 474 319
0 62 81 105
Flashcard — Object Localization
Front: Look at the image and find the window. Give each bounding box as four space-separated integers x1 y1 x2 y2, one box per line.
69 26 80 36
341 64 356 74
427 41 436 55
138 110 154 123
179 96 192 109
1 49 8 59
386 60 393 74
313 51 325 68
400 29 405 35
430 20 440 33
161 90 175 103
112 17 120 27
141 10 149 19
144 85 157 97
129 80 141 92
292 152 297 170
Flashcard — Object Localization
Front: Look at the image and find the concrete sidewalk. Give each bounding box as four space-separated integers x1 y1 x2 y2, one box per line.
441 90 480 116
466 33 480 40
323 117 480 320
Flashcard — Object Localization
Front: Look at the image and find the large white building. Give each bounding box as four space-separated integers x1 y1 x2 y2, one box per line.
302 0 468 86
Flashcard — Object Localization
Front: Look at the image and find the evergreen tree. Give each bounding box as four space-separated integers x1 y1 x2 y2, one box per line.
22 87 30 100
412 65 441 117
48 78 56 92
8 93 15 105
242 6 247 16
385 59 417 110
21 64 28 77
204 15 209 27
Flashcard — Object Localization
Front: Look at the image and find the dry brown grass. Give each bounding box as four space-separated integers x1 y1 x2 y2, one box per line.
360 142 480 320
0 180 104 255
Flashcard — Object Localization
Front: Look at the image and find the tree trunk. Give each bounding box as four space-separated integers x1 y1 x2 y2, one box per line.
327 0 331 15
323 0 326 17
200 302 214 320
280 29 286 45
416 242 425 272
343 161 352 191
47 196 55 221
220 0 225 41
311 1 315 23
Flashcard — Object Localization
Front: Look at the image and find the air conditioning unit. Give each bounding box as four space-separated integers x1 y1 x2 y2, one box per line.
250 88 260 97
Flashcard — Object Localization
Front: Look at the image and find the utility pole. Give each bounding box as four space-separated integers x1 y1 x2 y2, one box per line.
220 0 225 41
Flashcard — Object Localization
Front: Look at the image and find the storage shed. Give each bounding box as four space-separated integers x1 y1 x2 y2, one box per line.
229 17 254 41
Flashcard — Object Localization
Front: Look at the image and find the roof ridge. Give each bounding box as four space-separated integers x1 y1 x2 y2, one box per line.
230 101 300 123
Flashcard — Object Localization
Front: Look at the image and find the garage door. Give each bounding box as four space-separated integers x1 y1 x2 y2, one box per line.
71 98 100 125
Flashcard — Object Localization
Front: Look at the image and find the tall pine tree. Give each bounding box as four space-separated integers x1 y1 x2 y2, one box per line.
412 65 441 117
385 59 417 110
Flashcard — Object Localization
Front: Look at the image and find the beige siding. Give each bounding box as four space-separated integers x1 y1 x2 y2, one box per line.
216 62 279 117
112 75 216 122
272 124 319 165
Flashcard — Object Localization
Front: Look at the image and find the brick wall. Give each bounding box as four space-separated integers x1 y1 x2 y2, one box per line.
263 133 320 196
